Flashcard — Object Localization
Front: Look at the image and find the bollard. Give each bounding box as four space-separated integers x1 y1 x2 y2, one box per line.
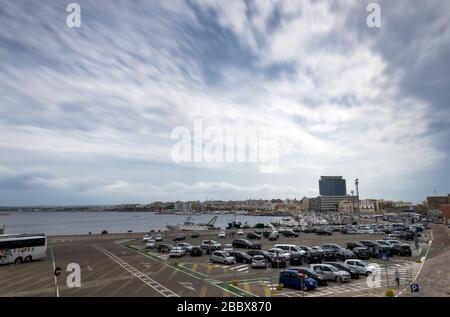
415 258 422 264
276 283 284 291
385 288 394 297
231 280 238 286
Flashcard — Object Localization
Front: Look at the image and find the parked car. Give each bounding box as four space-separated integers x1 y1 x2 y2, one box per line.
169 247 186 257
359 240 389 258
274 244 306 257
386 239 401 246
292 227 302 233
173 234 186 242
237 229 244 235
400 231 416 241
190 246 202 256
352 247 371 260
321 246 339 261
191 232 200 238
268 248 291 261
271 256 287 268
315 228 332 236
375 240 394 256
344 259 376 276
247 250 273 262
384 233 400 240
145 239 156 249
157 243 173 253
247 232 262 240
155 234 163 242
279 269 318 291
251 255 268 268
223 244 233 252
210 251 236 265
323 262 360 279
218 231 227 239
392 243 412 256
232 238 257 249
201 240 221 251
229 251 253 263
295 245 322 264
268 233 278 241
310 246 326 259
282 229 299 238
309 264 351 283
177 242 193 252
143 234 150 242
292 267 328 286
322 243 354 260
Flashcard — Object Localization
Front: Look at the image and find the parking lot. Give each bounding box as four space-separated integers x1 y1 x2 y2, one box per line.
124 227 430 297
0 226 432 297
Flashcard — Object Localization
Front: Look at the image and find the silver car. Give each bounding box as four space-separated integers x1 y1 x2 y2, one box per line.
309 264 351 283
210 251 236 265
251 255 268 268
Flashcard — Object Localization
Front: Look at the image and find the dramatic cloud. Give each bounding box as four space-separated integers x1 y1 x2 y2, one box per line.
0 0 449 205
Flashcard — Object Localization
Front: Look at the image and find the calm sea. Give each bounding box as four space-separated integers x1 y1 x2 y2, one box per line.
0 212 282 236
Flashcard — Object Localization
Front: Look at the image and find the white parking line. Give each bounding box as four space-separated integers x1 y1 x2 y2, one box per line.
93 244 178 297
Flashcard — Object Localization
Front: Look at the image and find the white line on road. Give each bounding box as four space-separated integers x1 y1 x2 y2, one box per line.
93 244 178 297
50 248 60 298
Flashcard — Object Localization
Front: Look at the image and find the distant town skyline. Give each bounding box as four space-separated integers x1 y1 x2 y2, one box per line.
1 1 449 206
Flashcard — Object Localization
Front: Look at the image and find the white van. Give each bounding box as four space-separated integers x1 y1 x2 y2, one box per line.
274 244 306 256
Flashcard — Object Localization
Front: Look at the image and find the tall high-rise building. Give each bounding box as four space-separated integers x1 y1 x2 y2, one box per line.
319 176 347 196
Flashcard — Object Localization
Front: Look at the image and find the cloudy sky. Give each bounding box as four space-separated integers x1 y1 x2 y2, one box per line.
0 0 449 206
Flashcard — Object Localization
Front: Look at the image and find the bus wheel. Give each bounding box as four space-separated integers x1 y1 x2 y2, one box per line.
14 257 23 264
25 256 32 263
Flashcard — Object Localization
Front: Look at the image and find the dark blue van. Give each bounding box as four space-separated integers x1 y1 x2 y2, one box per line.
279 269 318 291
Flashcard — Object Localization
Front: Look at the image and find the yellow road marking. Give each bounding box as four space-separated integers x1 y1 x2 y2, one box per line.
155 265 168 276
200 285 208 297
192 264 198 272
243 282 251 294
207 265 213 275
167 268 178 280
264 285 271 297
108 277 137 297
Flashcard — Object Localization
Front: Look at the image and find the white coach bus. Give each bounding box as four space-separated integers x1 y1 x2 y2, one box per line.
0 233 47 265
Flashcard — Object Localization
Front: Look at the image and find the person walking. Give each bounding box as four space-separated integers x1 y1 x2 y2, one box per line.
395 269 400 288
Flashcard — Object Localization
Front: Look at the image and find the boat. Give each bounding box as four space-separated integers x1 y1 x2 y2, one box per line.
227 220 242 229
271 217 299 227
167 216 217 231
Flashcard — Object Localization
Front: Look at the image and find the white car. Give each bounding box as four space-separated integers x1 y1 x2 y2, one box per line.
145 239 156 249
218 231 227 239
251 255 268 268
386 239 401 246
223 244 233 252
309 264 351 283
155 234 163 242
268 248 291 261
169 247 186 258
272 230 279 237
177 242 193 252
201 240 221 250
210 251 235 265
344 259 377 276
237 229 244 235
143 234 150 242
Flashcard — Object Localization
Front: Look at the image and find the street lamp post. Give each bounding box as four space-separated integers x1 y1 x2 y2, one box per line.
355 179 360 220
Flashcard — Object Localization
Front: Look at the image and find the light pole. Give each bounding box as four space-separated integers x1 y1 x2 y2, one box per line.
355 179 360 220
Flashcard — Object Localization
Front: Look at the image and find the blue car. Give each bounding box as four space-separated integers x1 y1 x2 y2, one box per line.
279 269 318 291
